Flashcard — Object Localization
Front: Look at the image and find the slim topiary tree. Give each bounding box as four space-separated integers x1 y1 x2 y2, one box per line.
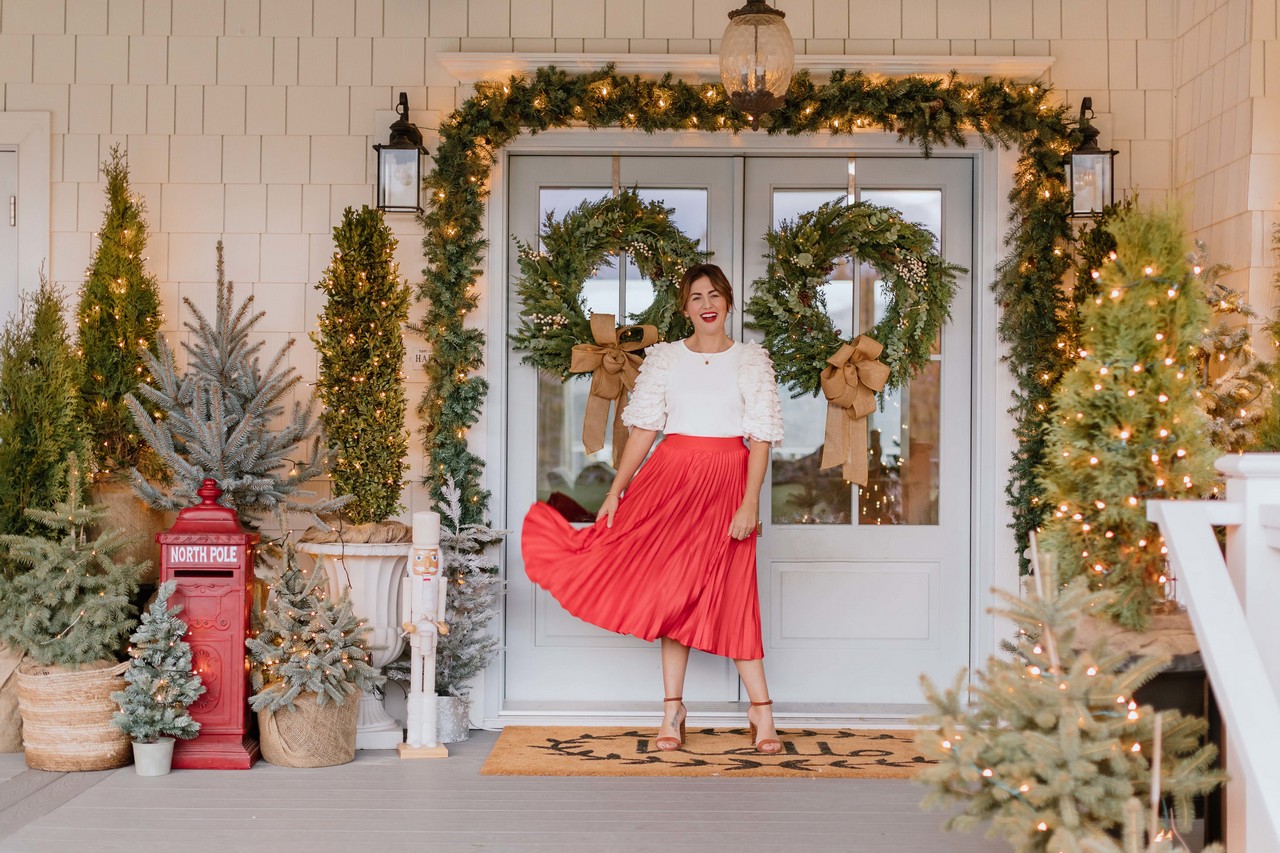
312 206 411 528
1040 205 1219 629
0 278 88 541
76 145 163 480
112 580 204 743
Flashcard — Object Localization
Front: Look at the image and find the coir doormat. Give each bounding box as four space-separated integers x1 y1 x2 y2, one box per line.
480 726 936 778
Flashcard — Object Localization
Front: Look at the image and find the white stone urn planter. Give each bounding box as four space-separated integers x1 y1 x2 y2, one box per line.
295 541 409 750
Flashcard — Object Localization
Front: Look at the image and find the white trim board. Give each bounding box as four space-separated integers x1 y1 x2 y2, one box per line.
439 52 1056 85
0 112 51 323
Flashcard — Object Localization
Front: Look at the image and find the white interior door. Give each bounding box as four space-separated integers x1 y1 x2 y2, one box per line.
0 149 17 321
744 156 974 705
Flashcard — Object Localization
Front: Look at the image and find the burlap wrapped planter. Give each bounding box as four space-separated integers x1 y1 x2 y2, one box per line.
258 692 359 768
90 480 166 584
17 660 130 771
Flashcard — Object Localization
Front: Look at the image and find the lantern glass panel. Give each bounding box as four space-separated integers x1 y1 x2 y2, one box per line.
1070 151 1112 216
378 147 421 212
719 13 794 100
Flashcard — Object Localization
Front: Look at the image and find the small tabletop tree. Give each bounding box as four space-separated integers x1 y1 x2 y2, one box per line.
311 206 412 533
76 146 163 481
246 548 382 713
0 457 143 667
112 580 204 743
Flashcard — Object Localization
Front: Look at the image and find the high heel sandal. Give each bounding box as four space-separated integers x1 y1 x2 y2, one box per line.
748 699 782 754
655 696 686 751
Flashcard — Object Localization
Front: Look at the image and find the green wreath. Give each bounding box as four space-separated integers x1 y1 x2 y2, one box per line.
509 189 707 378
746 198 965 397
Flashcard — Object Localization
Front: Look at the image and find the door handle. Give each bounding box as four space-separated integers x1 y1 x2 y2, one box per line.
7 196 13 227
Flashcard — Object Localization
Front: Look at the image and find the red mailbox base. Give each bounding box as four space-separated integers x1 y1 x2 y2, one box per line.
172 733 261 770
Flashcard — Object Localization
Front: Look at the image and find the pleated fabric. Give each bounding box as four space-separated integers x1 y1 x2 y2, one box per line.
521 434 764 660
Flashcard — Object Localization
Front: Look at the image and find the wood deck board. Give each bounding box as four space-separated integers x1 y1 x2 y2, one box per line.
0 731 1009 852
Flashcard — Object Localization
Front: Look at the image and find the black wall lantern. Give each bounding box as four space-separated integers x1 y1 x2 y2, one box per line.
719 0 794 130
373 92 428 214
1067 97 1118 218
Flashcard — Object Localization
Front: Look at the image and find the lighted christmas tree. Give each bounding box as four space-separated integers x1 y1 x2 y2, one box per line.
312 206 412 526
435 476 504 697
111 580 204 743
246 546 382 713
0 456 143 667
125 242 340 529
0 279 88 539
1040 205 1219 629
76 145 163 480
916 550 1223 853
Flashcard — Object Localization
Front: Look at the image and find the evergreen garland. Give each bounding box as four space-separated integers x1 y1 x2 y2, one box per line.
421 64 1076 560
76 145 164 480
745 197 963 396
0 456 143 667
0 278 89 541
509 188 705 377
112 580 204 743
313 206 412 525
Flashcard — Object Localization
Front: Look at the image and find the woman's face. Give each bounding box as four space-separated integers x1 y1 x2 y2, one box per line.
684 276 729 334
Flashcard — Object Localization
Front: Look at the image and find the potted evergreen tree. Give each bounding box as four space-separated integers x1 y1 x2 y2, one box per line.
0 457 144 771
246 548 382 767
111 580 204 776
296 206 413 749
76 146 166 577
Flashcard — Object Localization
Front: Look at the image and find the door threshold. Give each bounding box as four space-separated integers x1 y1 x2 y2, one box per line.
488 700 930 730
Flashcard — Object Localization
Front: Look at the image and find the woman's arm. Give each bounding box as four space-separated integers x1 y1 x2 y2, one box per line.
596 427 660 527
729 439 770 540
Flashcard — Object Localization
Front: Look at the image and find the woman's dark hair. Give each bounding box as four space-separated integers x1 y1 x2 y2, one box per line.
677 263 734 313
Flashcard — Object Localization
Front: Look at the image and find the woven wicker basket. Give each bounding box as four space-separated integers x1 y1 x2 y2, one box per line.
258 692 358 768
17 660 130 771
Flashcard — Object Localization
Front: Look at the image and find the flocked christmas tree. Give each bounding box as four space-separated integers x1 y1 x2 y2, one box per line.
312 206 412 528
0 278 89 540
112 580 204 743
1040 205 1219 630
915 546 1223 853
246 546 382 713
125 242 341 530
434 476 504 697
76 146 164 480
0 456 143 667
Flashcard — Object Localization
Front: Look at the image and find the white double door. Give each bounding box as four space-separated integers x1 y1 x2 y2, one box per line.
503 153 973 715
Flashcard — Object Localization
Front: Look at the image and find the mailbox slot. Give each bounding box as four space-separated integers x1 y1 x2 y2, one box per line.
173 568 235 577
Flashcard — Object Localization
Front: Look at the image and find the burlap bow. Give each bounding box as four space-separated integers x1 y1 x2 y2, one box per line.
819 335 892 486
570 313 659 468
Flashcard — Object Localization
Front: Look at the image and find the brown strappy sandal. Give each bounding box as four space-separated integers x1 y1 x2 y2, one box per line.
655 696 686 751
749 699 782 754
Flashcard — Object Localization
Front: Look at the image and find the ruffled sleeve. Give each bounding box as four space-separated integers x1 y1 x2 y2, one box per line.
620 342 671 432
738 341 784 444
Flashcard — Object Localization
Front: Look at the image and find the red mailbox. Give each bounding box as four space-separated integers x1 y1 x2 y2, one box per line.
158 479 261 770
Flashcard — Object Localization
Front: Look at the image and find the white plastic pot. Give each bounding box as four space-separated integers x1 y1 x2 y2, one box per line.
132 737 175 776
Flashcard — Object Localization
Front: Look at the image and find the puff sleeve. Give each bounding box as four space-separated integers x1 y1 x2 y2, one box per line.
620 342 671 432
739 341 785 444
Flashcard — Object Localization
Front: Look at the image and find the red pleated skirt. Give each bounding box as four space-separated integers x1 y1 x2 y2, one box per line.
521 434 764 660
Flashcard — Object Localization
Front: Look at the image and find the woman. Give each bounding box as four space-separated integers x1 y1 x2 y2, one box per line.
521 263 785 753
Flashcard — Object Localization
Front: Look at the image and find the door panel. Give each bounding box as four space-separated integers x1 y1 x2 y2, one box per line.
0 149 17 322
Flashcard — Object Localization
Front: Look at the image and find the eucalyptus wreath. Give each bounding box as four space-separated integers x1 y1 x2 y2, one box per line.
509 188 706 378
747 198 965 396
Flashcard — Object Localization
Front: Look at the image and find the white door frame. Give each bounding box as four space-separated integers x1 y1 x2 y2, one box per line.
476 129 1020 728
0 112 51 322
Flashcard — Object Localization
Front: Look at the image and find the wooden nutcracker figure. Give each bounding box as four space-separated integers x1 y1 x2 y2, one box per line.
397 510 449 759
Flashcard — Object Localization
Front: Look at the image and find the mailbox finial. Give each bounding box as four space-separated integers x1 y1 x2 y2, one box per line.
197 478 222 505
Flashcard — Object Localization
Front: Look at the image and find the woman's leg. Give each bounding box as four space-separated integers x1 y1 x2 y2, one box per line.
659 638 691 740
734 658 780 748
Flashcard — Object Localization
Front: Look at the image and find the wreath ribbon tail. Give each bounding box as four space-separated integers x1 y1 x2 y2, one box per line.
611 389 630 470
572 313 657 468
818 336 891 487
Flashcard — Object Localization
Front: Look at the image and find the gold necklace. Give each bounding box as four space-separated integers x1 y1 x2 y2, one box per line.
688 337 732 365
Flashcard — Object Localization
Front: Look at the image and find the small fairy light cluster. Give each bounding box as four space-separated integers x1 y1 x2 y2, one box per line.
1040 206 1220 630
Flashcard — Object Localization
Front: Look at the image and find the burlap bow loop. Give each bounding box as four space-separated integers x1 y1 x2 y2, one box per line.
818 335 892 486
570 313 659 467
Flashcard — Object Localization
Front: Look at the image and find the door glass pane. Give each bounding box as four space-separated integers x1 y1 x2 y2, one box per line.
624 188 709 320
769 189 854 525
535 187 623 522
857 189 943 526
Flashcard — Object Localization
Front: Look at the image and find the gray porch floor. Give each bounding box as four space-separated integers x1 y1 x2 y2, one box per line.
0 731 1009 853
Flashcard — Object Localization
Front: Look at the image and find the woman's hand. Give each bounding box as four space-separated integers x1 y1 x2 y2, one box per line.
597 493 620 528
728 502 759 540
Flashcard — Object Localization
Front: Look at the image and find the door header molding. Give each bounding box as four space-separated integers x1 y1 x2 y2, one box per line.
438 53 1055 86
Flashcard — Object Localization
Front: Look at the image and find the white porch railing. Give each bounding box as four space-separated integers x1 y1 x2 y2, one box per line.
1148 454 1280 851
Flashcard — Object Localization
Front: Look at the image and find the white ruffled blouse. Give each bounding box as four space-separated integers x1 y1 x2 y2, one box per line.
620 340 785 444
